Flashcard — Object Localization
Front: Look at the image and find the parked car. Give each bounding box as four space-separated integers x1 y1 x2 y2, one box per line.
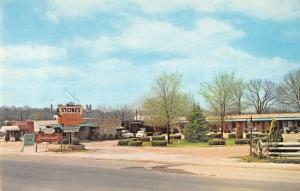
121 130 134 138
136 130 147 138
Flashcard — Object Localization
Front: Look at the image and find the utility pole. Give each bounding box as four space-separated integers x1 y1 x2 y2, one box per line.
135 109 138 121
249 115 253 156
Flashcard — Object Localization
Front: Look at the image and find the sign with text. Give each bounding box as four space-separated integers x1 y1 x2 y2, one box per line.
63 126 80 133
35 133 63 143
57 105 84 126
23 134 35 146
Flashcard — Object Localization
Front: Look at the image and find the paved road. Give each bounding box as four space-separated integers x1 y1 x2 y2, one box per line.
1 156 299 191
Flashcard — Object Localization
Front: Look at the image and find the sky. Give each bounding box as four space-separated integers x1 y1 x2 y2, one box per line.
1 0 300 108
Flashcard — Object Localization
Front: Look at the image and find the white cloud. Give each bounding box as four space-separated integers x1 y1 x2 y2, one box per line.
134 0 300 22
46 0 130 22
46 0 300 22
1 44 67 62
70 17 244 56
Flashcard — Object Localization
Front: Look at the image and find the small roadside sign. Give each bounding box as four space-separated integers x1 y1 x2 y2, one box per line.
24 134 35 146
20 133 35 152
63 126 80 133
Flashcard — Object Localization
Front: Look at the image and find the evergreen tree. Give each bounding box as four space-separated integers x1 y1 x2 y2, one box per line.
268 118 283 142
184 105 209 142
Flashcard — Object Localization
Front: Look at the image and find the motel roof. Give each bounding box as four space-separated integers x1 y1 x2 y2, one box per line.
207 113 300 122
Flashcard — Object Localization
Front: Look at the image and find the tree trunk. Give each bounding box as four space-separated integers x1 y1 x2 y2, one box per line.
221 118 224 139
167 120 170 143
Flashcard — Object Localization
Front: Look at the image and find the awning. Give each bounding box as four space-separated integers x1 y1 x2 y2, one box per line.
0 126 20 132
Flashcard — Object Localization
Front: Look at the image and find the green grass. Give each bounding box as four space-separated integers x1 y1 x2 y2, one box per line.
225 138 236 146
167 140 209 147
140 138 244 147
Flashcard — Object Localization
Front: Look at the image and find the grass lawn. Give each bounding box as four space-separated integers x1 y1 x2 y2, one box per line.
168 140 209 147
167 138 238 147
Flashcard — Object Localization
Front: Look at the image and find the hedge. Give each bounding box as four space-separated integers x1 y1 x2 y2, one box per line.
146 132 154 136
131 138 138 141
152 141 167 147
210 133 222 139
128 141 143 146
170 134 182 140
139 136 151 142
62 139 70 144
108 134 114 140
101 134 107 140
118 139 130 146
208 139 225 146
228 133 236 139
72 138 80 145
235 139 249 144
152 136 165 141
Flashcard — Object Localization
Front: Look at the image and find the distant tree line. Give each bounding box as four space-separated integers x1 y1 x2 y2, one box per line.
0 105 135 125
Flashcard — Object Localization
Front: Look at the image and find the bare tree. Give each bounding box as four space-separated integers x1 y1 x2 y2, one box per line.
245 79 277 114
200 73 235 139
144 72 191 143
231 79 246 114
278 69 300 111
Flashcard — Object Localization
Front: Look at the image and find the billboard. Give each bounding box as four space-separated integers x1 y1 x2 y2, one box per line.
35 133 63 143
57 105 84 126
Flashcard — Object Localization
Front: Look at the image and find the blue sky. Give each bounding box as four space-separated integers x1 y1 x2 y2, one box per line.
1 0 300 108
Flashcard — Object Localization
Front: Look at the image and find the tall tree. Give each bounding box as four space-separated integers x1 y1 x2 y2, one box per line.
144 72 190 143
232 79 246 114
268 118 283 142
245 79 277 114
200 73 235 139
278 69 300 111
184 104 209 142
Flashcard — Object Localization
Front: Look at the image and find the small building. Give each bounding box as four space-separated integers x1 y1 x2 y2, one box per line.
207 113 300 133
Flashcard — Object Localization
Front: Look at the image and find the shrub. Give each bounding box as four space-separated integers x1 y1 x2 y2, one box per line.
146 132 154 136
152 141 167 147
228 133 236 139
62 139 70 144
118 139 130 146
246 133 259 139
128 141 143 146
72 138 80 145
258 133 267 138
210 133 221 139
228 130 231 133
89 135 96 141
295 130 299 133
244 129 248 133
286 129 291 134
208 139 225 146
235 139 249 144
108 134 114 140
170 134 181 140
131 138 138 141
101 134 107 140
152 136 165 141
139 137 151 142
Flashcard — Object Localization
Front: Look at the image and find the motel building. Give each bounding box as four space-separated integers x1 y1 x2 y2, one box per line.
207 113 300 134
